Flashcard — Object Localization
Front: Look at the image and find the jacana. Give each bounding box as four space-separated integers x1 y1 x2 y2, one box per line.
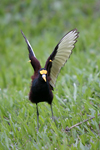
21 29 79 131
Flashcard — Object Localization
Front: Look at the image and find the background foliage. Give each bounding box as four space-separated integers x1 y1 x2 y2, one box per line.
0 0 100 149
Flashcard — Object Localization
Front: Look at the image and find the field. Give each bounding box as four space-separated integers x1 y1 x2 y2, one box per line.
0 0 100 149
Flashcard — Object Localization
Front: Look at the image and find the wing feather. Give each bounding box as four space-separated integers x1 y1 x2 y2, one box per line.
21 30 41 72
49 29 79 88
21 30 36 58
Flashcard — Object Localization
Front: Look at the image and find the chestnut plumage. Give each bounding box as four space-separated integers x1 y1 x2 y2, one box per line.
21 29 79 131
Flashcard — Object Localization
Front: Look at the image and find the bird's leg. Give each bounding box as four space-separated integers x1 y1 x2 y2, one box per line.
51 103 55 121
36 104 39 132
51 104 57 127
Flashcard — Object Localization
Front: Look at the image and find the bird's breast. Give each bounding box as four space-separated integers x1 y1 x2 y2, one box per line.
32 78 49 93
30 78 53 104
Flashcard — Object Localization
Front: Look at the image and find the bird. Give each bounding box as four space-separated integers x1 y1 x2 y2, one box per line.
21 29 79 131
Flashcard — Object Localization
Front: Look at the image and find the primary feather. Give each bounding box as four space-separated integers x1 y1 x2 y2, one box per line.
49 29 79 88
21 30 41 73
21 30 36 57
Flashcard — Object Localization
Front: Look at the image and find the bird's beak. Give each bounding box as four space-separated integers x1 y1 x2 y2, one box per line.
42 74 46 82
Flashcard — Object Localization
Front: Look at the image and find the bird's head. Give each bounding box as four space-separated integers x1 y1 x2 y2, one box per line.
39 68 47 82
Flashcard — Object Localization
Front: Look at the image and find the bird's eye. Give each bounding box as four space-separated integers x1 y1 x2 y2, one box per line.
40 70 47 75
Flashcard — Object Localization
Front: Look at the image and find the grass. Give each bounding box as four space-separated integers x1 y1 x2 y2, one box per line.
0 0 100 149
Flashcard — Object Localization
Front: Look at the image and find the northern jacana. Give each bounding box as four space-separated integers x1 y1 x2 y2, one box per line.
21 29 79 131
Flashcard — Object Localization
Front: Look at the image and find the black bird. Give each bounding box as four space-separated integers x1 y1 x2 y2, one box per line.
21 29 79 131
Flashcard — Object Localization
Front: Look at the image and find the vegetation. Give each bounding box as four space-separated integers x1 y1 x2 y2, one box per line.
0 0 100 149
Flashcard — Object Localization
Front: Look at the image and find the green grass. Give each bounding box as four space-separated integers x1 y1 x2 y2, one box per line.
0 0 100 149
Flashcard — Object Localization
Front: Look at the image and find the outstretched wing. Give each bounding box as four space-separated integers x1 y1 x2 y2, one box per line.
21 30 41 72
45 29 79 89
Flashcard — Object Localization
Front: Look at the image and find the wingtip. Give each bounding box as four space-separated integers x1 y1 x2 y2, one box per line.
73 28 79 36
20 29 23 35
21 30 30 47
70 28 79 41
21 30 26 39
